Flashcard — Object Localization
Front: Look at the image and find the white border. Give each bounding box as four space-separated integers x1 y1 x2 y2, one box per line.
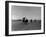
9 3 44 35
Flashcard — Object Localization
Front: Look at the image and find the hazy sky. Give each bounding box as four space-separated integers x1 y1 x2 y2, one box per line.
11 5 41 20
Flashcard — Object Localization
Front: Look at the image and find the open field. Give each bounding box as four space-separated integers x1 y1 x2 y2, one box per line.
12 20 41 31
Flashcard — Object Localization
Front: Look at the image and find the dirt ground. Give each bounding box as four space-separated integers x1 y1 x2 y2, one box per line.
12 20 41 31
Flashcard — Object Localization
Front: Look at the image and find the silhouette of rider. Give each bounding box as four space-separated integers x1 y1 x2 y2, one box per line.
22 17 28 23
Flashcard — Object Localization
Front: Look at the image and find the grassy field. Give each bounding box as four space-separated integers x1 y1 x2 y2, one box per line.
12 20 41 31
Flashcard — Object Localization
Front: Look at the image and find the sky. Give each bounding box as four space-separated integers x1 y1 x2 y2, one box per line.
11 5 41 20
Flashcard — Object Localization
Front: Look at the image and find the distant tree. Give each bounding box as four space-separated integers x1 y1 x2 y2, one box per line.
30 19 32 23
39 20 41 24
34 19 36 22
17 19 22 21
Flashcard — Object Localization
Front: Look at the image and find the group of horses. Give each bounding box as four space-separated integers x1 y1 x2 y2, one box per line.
22 17 41 23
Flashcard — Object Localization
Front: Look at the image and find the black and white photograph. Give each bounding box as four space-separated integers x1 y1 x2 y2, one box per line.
11 5 41 31
5 1 45 36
